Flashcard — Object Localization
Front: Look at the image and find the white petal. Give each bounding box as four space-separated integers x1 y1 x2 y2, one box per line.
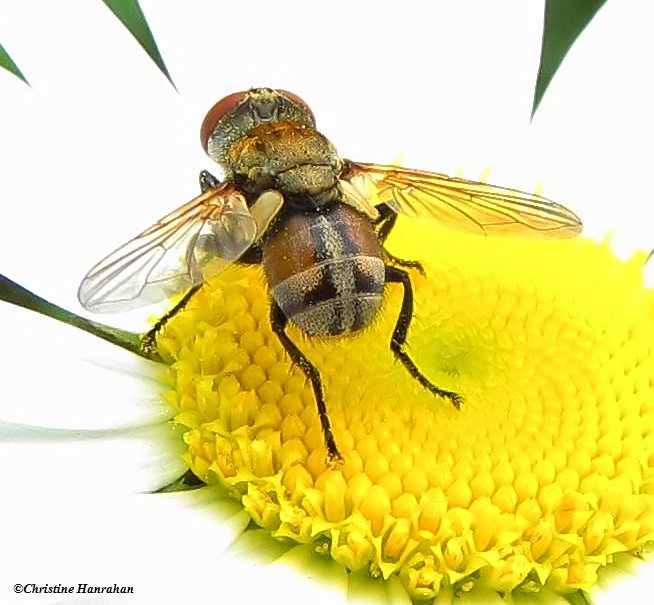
1 488 249 604
348 569 399 605
385 576 414 605
643 258 654 289
457 587 505 605
223 542 350 605
0 420 187 495
0 302 173 430
146 486 252 551
225 527 294 563
594 556 654 605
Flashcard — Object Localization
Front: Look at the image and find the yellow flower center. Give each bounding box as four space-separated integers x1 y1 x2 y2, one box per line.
158 218 654 599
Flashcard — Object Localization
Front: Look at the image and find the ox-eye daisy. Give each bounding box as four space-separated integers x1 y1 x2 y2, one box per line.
2 211 654 604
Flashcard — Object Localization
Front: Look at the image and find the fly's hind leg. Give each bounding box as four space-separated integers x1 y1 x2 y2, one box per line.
375 204 425 275
270 301 342 465
385 265 462 409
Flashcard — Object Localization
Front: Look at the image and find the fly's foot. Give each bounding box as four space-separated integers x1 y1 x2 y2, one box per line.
326 448 344 469
446 391 464 410
139 285 202 358
140 327 160 357
414 371 463 410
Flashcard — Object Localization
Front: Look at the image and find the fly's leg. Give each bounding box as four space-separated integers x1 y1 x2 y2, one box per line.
375 204 425 275
142 172 219 355
141 284 202 355
270 301 343 465
199 169 220 192
385 265 462 409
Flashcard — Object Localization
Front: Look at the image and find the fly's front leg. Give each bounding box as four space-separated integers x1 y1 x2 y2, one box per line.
142 172 219 355
375 204 425 275
141 284 202 355
385 265 462 409
199 169 220 192
270 301 343 465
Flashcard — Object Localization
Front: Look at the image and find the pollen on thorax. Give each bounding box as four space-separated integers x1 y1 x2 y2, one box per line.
158 219 654 601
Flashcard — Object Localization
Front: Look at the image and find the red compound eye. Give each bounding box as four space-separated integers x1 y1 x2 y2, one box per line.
200 90 249 150
200 89 316 152
276 89 315 123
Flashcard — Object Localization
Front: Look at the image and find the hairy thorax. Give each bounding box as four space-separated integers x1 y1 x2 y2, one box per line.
225 122 343 206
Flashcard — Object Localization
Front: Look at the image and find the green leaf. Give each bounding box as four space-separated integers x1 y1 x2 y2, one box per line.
563 589 593 605
0 274 158 362
100 0 175 88
532 0 607 117
0 43 28 84
155 469 206 493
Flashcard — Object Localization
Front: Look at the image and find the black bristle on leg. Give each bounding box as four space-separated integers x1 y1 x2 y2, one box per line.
385 265 463 409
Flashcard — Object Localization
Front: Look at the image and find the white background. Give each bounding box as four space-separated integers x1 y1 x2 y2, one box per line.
1 1 653 604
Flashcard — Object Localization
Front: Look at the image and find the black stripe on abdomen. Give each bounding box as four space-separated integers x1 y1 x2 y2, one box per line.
272 256 385 336
267 205 386 336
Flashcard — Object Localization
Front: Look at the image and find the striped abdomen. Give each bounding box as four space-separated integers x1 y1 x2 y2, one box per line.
262 204 385 336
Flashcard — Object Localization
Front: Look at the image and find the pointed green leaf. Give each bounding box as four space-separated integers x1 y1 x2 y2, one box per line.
0 43 28 84
532 0 607 117
100 0 175 88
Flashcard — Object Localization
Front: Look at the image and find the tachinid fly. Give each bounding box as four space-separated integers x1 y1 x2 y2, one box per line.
78 88 583 463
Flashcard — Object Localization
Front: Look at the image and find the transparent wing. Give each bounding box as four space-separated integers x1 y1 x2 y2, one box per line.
341 161 582 238
78 183 257 312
